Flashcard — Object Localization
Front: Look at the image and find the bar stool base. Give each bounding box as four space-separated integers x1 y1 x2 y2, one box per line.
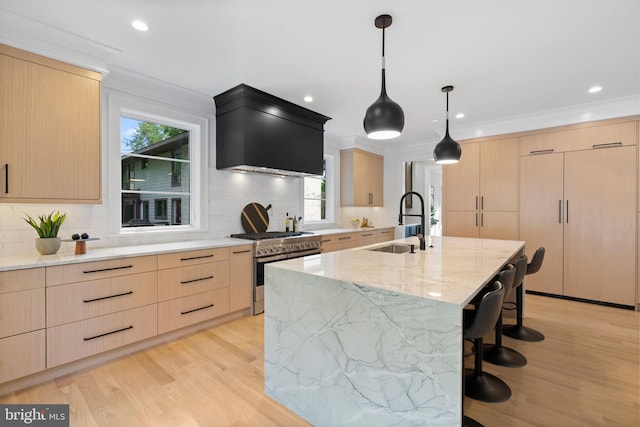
482 344 527 367
502 324 545 342
464 415 484 427
465 369 512 402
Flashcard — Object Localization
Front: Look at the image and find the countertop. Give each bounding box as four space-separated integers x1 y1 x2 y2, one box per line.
0 226 397 272
267 235 525 306
0 238 252 272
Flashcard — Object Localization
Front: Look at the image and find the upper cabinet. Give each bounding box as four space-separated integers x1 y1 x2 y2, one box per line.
520 121 636 155
0 44 102 203
340 148 384 207
443 137 519 239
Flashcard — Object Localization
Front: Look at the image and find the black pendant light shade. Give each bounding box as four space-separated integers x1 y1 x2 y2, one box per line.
364 14 405 140
433 85 461 164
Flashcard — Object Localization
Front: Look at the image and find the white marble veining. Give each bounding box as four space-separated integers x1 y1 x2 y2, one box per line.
270 236 525 306
264 236 524 427
0 238 249 272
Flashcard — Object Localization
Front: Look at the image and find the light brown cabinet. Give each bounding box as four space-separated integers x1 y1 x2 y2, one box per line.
0 268 46 382
157 248 230 334
520 121 637 155
1 244 254 389
340 148 384 206
45 256 158 367
0 44 101 203
320 228 396 253
229 245 253 312
520 140 637 306
444 138 519 239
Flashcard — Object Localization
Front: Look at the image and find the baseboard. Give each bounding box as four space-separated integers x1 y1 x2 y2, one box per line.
525 290 635 311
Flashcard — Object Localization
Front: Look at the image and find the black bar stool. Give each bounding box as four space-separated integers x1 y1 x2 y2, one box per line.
483 255 528 367
503 247 545 342
464 279 511 403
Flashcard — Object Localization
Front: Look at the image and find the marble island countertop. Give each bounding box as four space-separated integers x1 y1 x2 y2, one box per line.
264 235 525 426
268 235 524 306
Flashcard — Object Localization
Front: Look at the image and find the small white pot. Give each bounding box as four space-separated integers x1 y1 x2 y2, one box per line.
35 237 61 255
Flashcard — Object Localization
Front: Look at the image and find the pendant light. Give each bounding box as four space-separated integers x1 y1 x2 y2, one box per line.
363 14 405 140
433 85 462 164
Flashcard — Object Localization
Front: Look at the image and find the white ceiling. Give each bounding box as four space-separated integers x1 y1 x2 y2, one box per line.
2 0 639 145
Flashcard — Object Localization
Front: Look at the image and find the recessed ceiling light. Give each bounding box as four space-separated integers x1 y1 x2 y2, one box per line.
303 95 313 103
132 20 149 32
588 85 602 93
432 119 438 123
455 113 465 119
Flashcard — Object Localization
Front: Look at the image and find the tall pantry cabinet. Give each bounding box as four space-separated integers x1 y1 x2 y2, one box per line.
443 137 519 240
519 120 637 306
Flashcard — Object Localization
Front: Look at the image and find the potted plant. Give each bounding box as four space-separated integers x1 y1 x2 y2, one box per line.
24 211 66 255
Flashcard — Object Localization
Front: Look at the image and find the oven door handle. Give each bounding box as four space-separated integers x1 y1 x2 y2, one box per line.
292 249 322 258
256 253 290 263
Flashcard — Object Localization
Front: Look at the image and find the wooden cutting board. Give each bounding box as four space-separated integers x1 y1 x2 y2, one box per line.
241 203 271 233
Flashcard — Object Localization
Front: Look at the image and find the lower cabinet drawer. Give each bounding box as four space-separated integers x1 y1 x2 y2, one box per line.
158 262 229 301
0 288 45 338
0 330 45 383
47 304 157 368
47 271 158 327
157 288 230 334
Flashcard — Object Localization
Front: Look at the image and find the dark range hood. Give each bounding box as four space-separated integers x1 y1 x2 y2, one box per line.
214 84 331 177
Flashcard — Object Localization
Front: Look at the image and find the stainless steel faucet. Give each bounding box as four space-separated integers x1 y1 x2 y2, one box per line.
399 191 426 250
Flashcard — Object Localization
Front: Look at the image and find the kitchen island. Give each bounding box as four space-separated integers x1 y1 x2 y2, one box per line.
264 236 524 427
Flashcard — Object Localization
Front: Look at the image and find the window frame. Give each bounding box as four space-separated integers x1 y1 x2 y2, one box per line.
303 155 334 224
107 92 207 235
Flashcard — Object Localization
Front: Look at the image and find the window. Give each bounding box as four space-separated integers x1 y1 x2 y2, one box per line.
154 199 168 220
107 92 207 234
120 117 190 228
304 158 331 222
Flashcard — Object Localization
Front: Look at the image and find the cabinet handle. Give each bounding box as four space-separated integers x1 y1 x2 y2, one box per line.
180 275 214 285
558 200 562 224
481 196 484 210
361 233 374 237
475 213 478 227
83 265 133 274
475 196 478 210
4 164 7 194
381 231 391 234
180 254 214 261
321 239 331 243
481 213 484 227
232 249 251 254
83 325 133 341
83 290 133 303
592 142 623 149
181 304 214 315
530 149 555 155
566 200 569 223
338 237 352 241
368 193 373 204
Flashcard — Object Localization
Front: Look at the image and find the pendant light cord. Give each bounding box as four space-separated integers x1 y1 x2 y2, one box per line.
445 91 450 132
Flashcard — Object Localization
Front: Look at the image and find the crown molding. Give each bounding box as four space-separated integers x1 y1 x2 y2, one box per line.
0 8 120 74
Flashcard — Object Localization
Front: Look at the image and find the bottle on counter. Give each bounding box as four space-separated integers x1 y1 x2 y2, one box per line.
293 216 297 232
286 212 290 232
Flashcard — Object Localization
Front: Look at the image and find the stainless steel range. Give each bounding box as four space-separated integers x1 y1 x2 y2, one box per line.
230 231 322 314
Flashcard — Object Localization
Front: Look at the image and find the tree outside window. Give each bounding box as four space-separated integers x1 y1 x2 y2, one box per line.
120 118 190 228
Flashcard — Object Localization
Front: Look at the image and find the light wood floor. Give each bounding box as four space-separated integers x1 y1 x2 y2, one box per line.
2 295 638 426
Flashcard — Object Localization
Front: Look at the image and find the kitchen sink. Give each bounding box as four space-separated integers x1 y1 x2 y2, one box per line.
367 244 412 254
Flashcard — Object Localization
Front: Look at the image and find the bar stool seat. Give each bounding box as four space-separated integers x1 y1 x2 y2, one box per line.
464 280 511 403
503 247 545 342
483 256 528 367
